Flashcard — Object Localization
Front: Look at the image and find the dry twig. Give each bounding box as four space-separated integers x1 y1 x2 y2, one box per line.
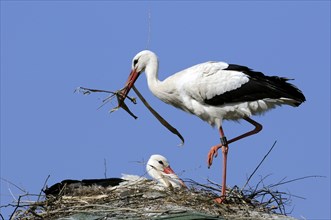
75 85 184 145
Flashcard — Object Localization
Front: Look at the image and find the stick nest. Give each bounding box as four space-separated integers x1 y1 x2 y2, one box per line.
8 177 294 220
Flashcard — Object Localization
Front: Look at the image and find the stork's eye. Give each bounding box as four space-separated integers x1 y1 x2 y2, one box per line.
158 160 164 165
133 58 139 66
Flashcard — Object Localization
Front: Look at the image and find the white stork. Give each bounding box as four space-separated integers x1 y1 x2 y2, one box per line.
146 154 186 188
45 154 185 197
120 50 306 202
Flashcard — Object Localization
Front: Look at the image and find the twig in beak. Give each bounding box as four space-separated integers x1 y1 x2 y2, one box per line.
75 86 138 119
76 86 184 144
76 87 137 104
132 86 184 146
111 94 138 119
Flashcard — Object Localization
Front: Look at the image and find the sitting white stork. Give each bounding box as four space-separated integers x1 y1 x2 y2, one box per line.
119 50 306 202
44 154 185 197
146 154 186 188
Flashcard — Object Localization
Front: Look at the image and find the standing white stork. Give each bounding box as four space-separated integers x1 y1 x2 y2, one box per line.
119 50 306 202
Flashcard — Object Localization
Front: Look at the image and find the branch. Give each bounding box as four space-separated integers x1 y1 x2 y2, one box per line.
9 194 24 220
38 175 50 202
269 175 325 188
104 158 107 178
241 141 277 191
132 86 184 145
76 85 185 145
1 178 27 194
75 86 138 119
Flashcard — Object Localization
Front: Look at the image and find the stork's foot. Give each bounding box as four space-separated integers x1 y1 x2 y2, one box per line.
207 145 222 168
214 196 226 204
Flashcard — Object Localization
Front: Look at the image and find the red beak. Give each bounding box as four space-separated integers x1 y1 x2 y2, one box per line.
163 166 176 175
119 69 140 107
163 166 187 188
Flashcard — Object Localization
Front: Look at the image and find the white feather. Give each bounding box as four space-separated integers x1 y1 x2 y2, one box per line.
131 50 296 128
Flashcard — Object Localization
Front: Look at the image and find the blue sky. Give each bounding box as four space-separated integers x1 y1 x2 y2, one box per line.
1 1 330 219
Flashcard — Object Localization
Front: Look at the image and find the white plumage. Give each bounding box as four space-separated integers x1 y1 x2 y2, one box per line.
120 50 305 202
124 50 302 128
121 154 186 190
146 154 185 189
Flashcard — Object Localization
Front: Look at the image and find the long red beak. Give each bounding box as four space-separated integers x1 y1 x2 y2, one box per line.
119 69 140 107
163 166 176 175
163 166 187 188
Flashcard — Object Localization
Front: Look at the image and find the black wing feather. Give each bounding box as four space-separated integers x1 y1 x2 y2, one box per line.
204 64 306 106
44 178 125 196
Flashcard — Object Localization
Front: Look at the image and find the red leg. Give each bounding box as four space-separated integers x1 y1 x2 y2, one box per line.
207 126 228 202
219 126 228 202
227 117 263 145
207 117 262 203
207 117 262 167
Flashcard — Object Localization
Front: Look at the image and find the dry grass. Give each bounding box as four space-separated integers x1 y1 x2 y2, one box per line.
3 176 297 220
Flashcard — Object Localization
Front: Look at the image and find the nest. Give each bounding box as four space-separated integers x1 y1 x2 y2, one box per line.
7 176 295 220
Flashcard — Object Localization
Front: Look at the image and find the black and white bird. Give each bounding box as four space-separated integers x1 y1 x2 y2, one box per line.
44 154 185 197
120 50 306 202
146 154 186 188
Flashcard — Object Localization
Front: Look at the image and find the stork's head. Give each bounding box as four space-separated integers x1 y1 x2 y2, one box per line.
146 154 186 189
131 50 156 73
119 50 157 106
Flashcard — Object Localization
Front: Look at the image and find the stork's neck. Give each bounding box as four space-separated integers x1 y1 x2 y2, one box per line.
144 56 162 94
143 54 176 104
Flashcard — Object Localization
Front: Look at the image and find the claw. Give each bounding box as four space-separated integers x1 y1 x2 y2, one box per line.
207 145 221 168
214 197 226 204
214 150 218 158
207 152 213 168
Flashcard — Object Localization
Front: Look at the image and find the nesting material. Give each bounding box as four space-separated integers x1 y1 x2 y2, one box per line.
10 177 295 220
